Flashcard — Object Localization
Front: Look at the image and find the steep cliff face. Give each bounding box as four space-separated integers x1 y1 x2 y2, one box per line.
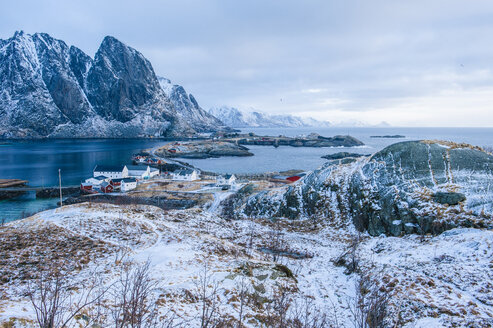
242 140 493 236
0 31 224 138
158 77 229 133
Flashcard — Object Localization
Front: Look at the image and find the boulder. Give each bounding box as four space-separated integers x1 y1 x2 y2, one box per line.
434 192 466 205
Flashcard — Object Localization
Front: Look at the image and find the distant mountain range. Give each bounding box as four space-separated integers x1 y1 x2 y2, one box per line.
208 106 332 128
0 31 228 138
208 106 390 128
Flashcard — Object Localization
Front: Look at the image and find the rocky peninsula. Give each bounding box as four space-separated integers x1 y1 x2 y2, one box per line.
222 132 364 147
155 140 253 159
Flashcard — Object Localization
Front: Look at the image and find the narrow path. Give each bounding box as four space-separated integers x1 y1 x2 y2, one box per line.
207 191 233 213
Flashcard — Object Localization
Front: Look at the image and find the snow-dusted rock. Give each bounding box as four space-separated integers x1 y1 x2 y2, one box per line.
242 140 493 236
208 106 332 128
158 77 230 133
0 31 226 138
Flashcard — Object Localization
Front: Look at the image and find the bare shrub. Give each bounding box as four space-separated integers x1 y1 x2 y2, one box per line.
234 275 250 328
263 281 293 327
334 233 361 275
110 260 161 328
194 260 223 328
266 219 289 263
349 273 390 328
289 297 335 328
26 264 106 328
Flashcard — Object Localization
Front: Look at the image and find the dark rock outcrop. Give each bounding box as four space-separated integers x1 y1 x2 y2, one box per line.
321 152 367 160
433 192 466 205
0 31 225 138
242 140 493 236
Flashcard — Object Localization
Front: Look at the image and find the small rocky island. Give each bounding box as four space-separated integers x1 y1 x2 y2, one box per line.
155 141 253 159
321 152 368 160
370 134 405 138
155 133 364 159
221 132 364 148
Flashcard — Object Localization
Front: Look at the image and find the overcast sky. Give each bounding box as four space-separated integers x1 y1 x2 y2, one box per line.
2 0 493 126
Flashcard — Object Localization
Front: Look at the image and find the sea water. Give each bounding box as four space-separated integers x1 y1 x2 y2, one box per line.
1 127 492 222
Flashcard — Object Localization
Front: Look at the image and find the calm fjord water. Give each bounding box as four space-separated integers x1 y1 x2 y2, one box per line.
1 127 492 222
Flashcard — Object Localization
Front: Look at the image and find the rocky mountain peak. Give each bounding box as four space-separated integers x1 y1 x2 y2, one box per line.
0 31 227 138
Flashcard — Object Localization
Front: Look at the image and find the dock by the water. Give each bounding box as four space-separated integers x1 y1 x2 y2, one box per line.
0 179 80 200
0 179 28 188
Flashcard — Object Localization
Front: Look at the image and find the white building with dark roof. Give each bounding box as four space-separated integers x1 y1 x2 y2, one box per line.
85 175 108 186
121 178 138 192
93 165 128 179
149 167 160 177
216 174 236 186
171 169 199 181
127 165 151 179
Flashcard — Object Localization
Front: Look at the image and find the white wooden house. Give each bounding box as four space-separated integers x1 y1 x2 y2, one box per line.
127 165 150 179
93 165 128 179
149 167 160 177
121 178 138 192
171 169 199 181
85 175 108 186
216 174 236 186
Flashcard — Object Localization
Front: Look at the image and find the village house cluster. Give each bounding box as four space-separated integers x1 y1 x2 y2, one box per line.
81 165 160 193
80 162 237 194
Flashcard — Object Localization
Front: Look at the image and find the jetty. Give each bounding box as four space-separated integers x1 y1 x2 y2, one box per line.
0 179 28 188
0 179 80 200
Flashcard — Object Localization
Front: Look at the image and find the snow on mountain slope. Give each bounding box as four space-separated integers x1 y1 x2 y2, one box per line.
208 106 331 128
158 77 230 133
0 31 226 138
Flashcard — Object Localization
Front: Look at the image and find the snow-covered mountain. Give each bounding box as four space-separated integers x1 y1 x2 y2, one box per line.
0 31 226 138
158 77 228 133
208 106 331 128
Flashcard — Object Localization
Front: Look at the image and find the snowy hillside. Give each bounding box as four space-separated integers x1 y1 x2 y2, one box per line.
1 201 491 327
243 140 493 236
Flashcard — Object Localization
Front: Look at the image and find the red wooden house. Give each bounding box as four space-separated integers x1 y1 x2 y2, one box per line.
100 181 114 193
80 182 93 191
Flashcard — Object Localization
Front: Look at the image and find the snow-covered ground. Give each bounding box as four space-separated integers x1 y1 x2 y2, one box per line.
0 202 491 327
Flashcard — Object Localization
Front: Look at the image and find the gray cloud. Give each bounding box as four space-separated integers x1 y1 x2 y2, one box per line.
1 0 493 126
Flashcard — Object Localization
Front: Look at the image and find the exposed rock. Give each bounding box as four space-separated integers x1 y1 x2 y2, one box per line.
155 141 253 159
434 192 466 205
321 152 368 160
0 31 226 138
242 140 493 236
158 77 230 133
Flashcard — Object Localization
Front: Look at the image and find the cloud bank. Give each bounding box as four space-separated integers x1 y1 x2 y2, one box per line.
1 0 493 126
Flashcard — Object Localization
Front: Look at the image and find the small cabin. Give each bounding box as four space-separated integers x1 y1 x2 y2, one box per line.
85 175 108 186
216 174 236 186
171 169 199 181
149 167 160 177
110 178 124 188
121 178 137 192
93 165 128 179
80 182 93 191
100 181 114 193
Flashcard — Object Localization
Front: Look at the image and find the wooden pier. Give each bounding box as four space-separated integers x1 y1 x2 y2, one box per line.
0 179 28 188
